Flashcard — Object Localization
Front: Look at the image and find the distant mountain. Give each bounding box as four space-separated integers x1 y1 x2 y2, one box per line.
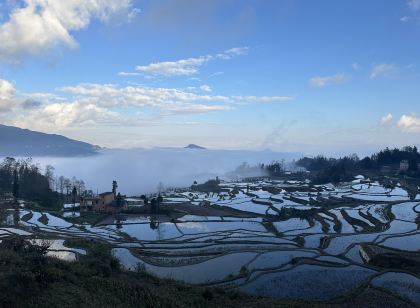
184 144 206 150
0 124 100 157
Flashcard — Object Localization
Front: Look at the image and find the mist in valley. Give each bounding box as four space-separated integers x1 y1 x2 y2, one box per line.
31 148 300 196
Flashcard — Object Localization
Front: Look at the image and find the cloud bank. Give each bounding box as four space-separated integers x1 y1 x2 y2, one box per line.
0 79 292 136
33 148 299 195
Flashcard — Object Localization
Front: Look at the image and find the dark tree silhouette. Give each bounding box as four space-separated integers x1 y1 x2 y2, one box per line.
150 198 157 214
12 169 19 201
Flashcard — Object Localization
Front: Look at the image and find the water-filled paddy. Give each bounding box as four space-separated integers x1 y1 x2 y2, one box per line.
2 177 419 304
239 264 376 300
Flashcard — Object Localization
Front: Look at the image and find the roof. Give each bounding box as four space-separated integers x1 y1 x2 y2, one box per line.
99 192 114 196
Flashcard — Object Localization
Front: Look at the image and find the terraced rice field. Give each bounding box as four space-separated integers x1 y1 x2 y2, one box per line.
1 176 419 304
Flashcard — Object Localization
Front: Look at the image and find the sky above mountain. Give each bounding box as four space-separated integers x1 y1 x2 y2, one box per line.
0 0 419 155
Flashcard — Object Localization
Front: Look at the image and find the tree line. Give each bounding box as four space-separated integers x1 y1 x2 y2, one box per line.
45 165 89 196
296 146 420 183
0 157 87 208
229 160 286 179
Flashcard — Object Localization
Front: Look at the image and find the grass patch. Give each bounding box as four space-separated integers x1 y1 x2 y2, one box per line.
116 231 131 239
64 212 108 225
64 238 112 256
38 213 49 225
293 236 305 247
24 201 62 212
262 221 283 237
21 212 33 222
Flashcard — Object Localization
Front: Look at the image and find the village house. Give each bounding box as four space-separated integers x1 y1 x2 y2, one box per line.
0 192 14 205
400 160 409 172
80 180 128 214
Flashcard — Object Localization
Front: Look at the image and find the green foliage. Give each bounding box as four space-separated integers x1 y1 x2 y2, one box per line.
150 198 158 214
372 146 419 167
191 179 221 193
369 254 420 275
0 157 62 208
116 231 131 239
239 266 249 277
262 221 282 237
64 212 108 225
293 236 305 247
202 289 214 301
12 169 19 199
22 212 34 221
0 238 290 307
0 237 409 307
38 214 49 225
295 146 420 184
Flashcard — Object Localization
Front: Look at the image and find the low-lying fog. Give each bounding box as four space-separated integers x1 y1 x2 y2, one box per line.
32 148 300 196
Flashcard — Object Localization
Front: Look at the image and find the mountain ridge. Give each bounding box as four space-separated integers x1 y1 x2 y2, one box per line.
0 124 100 157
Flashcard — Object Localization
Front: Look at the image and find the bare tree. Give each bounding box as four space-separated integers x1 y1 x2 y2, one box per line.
44 165 55 189
77 180 86 196
64 178 71 195
58 176 65 194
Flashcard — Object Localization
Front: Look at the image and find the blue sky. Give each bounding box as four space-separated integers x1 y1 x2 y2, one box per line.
0 0 419 155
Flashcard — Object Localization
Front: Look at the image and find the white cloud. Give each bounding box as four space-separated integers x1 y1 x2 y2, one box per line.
217 47 249 59
8 101 120 131
136 56 210 76
186 85 212 92
128 7 141 22
0 78 16 111
0 0 136 62
233 96 294 103
58 83 231 109
352 62 361 70
1 81 291 133
59 83 292 110
309 73 349 87
408 0 420 11
21 92 66 102
199 85 212 92
209 71 224 78
397 114 420 132
380 113 393 125
370 63 398 79
118 72 141 76
166 104 231 114
400 16 411 22
127 47 248 77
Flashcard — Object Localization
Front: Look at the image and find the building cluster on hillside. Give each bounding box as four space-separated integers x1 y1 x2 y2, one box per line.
80 180 128 214
399 160 420 172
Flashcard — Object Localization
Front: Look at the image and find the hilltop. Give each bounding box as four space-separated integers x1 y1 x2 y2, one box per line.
184 144 206 150
0 124 100 157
